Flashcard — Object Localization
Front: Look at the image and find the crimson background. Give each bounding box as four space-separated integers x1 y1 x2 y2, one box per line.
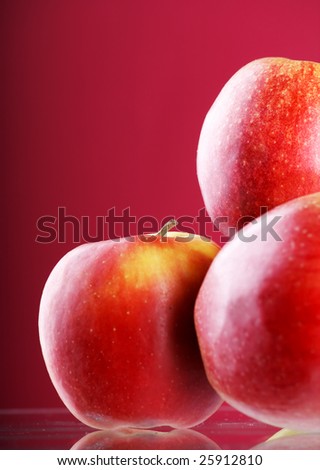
1 0 320 408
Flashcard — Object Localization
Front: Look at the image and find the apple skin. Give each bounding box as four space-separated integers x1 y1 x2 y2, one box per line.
252 429 320 450
39 231 222 429
71 427 220 450
197 57 320 237
195 192 320 431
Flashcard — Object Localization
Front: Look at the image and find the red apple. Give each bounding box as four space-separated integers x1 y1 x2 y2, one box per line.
195 193 320 431
39 222 222 429
71 427 220 450
197 57 320 237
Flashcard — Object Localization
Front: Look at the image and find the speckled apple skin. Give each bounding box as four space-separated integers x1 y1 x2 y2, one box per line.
195 193 320 431
39 233 222 429
197 57 320 236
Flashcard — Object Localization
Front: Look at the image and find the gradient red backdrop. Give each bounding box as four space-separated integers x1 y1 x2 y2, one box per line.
2 0 320 408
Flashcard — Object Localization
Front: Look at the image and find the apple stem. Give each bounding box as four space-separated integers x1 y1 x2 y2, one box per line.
156 219 178 238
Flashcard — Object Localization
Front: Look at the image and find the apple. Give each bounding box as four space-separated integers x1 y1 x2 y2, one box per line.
195 193 320 431
266 428 301 441
252 429 320 450
39 221 222 429
197 57 320 237
71 427 220 450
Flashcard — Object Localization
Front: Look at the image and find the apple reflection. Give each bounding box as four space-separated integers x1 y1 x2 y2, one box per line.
252 431 320 450
72 427 220 450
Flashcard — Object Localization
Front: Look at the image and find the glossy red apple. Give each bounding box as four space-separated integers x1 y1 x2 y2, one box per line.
39 222 222 429
197 57 320 237
72 427 220 450
195 193 320 431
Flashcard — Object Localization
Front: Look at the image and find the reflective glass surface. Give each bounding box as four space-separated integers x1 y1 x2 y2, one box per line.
0 403 280 450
